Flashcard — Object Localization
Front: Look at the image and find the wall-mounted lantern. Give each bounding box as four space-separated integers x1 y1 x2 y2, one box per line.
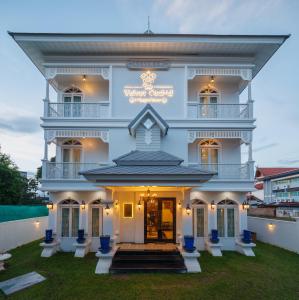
46 202 53 210
243 201 250 210
137 200 142 211
80 201 86 210
178 200 182 208
105 203 110 216
186 204 191 215
211 200 216 210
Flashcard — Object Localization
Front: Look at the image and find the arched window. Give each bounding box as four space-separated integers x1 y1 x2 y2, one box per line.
198 87 218 117
62 140 82 179
60 199 79 237
192 199 208 238
199 139 220 172
90 199 102 237
216 199 238 238
63 87 83 117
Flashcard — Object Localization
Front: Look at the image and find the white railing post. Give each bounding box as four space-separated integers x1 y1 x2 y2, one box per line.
42 159 47 180
247 80 254 119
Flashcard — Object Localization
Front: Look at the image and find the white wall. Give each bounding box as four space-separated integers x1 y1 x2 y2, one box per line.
112 67 185 119
0 216 48 252
248 216 299 254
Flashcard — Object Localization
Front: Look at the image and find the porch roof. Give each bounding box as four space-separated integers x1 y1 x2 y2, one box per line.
80 150 214 186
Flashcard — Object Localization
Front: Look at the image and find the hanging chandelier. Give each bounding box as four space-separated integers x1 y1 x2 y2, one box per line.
141 188 157 203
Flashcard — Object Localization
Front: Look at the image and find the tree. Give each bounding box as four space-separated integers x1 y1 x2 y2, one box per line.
0 146 27 204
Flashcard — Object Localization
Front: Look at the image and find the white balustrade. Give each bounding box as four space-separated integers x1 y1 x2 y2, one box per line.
46 102 110 118
45 162 108 179
187 103 250 119
188 163 252 180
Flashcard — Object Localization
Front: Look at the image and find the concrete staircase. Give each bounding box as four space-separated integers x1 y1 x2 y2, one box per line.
109 249 187 273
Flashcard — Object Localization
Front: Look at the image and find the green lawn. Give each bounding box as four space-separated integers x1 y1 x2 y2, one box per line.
0 241 298 300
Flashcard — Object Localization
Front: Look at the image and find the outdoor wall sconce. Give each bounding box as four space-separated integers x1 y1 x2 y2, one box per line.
82 75 86 81
137 200 142 211
211 200 216 210
46 202 53 210
105 203 110 216
186 204 191 215
178 200 182 208
210 75 215 83
268 223 274 229
114 199 118 207
80 201 86 210
243 201 250 210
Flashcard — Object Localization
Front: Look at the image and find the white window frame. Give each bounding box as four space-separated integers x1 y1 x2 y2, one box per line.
216 201 238 238
59 200 80 238
192 203 208 238
89 201 103 237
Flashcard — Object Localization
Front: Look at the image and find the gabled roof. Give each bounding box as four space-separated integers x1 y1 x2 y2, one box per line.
113 150 183 166
255 167 299 180
128 104 169 137
80 150 215 186
8 32 290 83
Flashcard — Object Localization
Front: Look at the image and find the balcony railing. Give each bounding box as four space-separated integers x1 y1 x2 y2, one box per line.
187 103 250 119
46 102 110 118
44 162 108 180
188 163 253 180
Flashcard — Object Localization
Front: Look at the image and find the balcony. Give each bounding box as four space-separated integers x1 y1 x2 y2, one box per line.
43 162 108 180
187 103 251 119
45 102 110 119
188 163 254 180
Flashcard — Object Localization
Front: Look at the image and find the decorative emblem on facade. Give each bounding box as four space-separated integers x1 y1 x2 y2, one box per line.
123 71 174 104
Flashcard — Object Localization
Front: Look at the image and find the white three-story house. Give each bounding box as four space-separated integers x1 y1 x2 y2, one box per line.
10 32 288 260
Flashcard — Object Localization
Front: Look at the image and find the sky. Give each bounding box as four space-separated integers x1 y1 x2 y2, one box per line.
0 0 298 173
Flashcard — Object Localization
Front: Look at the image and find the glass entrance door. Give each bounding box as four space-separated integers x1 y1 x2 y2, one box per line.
144 198 176 243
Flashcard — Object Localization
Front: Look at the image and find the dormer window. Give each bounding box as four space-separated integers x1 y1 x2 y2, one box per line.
63 87 83 117
198 87 218 118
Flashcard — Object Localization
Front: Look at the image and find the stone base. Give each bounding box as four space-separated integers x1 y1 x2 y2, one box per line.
235 240 256 256
179 249 201 273
73 240 91 258
95 246 118 274
40 241 60 257
205 240 223 257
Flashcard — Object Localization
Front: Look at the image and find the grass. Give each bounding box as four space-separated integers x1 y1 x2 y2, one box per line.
0 241 299 300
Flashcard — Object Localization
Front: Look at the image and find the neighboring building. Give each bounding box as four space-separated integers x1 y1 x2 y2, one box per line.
10 32 288 254
255 167 299 204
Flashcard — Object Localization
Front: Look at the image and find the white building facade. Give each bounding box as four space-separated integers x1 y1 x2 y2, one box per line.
10 32 288 253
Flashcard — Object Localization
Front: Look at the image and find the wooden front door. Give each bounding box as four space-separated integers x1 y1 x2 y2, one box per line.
144 198 176 243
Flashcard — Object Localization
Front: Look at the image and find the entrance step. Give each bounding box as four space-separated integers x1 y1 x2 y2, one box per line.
110 249 187 273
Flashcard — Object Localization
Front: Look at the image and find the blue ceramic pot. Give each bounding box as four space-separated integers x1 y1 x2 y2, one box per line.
184 235 195 252
76 229 86 244
44 229 53 244
242 230 251 244
210 229 219 244
100 235 111 253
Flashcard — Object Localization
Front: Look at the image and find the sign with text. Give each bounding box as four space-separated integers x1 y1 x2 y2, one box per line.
123 71 174 104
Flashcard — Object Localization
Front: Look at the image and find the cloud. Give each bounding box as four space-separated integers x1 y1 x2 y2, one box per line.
0 116 40 133
253 143 278 153
277 159 299 165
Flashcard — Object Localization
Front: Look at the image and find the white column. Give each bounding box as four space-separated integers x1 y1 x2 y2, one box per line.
184 65 188 118
42 136 48 180
102 189 113 236
247 80 254 119
108 66 112 117
182 189 193 236
43 81 50 117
